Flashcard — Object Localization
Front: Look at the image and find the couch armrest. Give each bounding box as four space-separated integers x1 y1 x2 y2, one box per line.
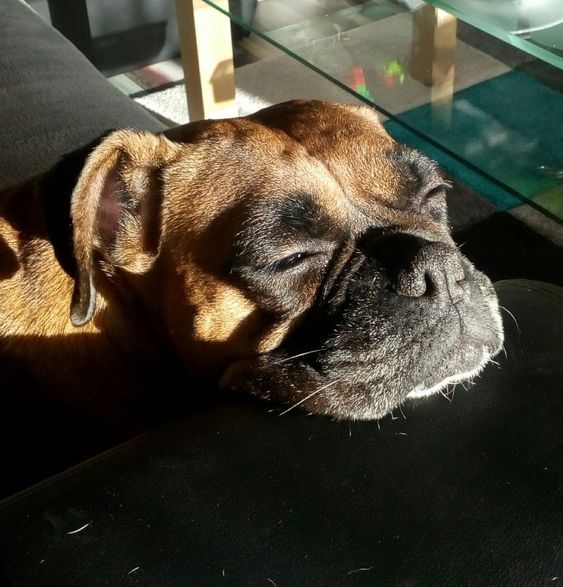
0 0 164 190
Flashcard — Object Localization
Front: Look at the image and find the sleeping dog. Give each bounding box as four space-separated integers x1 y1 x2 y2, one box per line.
0 100 503 424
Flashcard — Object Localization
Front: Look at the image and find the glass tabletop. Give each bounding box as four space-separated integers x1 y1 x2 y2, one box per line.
428 0 562 70
203 0 563 223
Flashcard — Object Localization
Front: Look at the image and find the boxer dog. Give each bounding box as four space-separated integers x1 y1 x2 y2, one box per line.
0 100 503 424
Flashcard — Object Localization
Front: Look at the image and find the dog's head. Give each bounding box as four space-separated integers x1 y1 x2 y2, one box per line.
68 100 503 420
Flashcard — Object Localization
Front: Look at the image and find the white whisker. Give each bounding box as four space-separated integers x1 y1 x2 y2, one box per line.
439 388 452 403
273 348 325 365
278 379 341 416
445 384 457 400
499 305 520 333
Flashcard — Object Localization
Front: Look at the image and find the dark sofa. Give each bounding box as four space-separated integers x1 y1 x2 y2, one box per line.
0 0 562 584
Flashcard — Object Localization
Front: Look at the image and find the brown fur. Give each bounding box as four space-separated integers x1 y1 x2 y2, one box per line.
0 100 445 426
250 101 453 240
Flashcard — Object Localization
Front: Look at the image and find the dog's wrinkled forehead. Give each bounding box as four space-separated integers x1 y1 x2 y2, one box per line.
164 113 348 207
249 101 447 220
165 101 449 241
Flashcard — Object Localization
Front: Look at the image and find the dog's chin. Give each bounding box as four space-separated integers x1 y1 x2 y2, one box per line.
406 346 491 400
225 268 504 421
226 336 499 421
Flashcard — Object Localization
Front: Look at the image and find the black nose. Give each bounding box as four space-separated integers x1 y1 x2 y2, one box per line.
363 233 467 302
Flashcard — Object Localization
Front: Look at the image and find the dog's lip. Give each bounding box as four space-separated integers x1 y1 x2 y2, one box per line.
406 346 490 399
221 333 502 420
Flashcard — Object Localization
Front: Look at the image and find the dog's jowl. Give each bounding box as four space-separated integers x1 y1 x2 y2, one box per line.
0 100 503 424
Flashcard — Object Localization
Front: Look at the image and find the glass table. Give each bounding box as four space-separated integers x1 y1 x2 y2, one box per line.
175 0 563 223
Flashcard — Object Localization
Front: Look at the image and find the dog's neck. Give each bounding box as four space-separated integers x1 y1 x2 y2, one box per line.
37 153 82 280
0 143 180 414
0 172 183 419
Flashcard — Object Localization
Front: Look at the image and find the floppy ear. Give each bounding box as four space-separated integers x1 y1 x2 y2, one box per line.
70 129 179 326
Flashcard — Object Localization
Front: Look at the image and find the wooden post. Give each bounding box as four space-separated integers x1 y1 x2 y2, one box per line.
410 5 457 122
175 0 237 121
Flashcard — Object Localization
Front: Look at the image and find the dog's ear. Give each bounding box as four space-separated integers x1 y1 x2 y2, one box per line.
70 130 179 326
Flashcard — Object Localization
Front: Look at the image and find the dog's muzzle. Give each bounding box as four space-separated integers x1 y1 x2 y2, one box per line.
229 232 504 420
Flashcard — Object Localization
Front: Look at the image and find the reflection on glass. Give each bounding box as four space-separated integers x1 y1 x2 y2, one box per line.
217 0 562 220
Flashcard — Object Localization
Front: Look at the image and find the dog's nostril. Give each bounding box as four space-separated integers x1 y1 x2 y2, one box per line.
364 232 467 301
396 266 427 297
424 270 439 297
395 243 467 301
396 265 444 298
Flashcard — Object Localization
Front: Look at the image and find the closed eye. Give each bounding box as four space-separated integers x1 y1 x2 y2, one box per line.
271 251 312 272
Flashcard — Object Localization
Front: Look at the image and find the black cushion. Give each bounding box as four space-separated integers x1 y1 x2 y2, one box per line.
0 280 561 585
